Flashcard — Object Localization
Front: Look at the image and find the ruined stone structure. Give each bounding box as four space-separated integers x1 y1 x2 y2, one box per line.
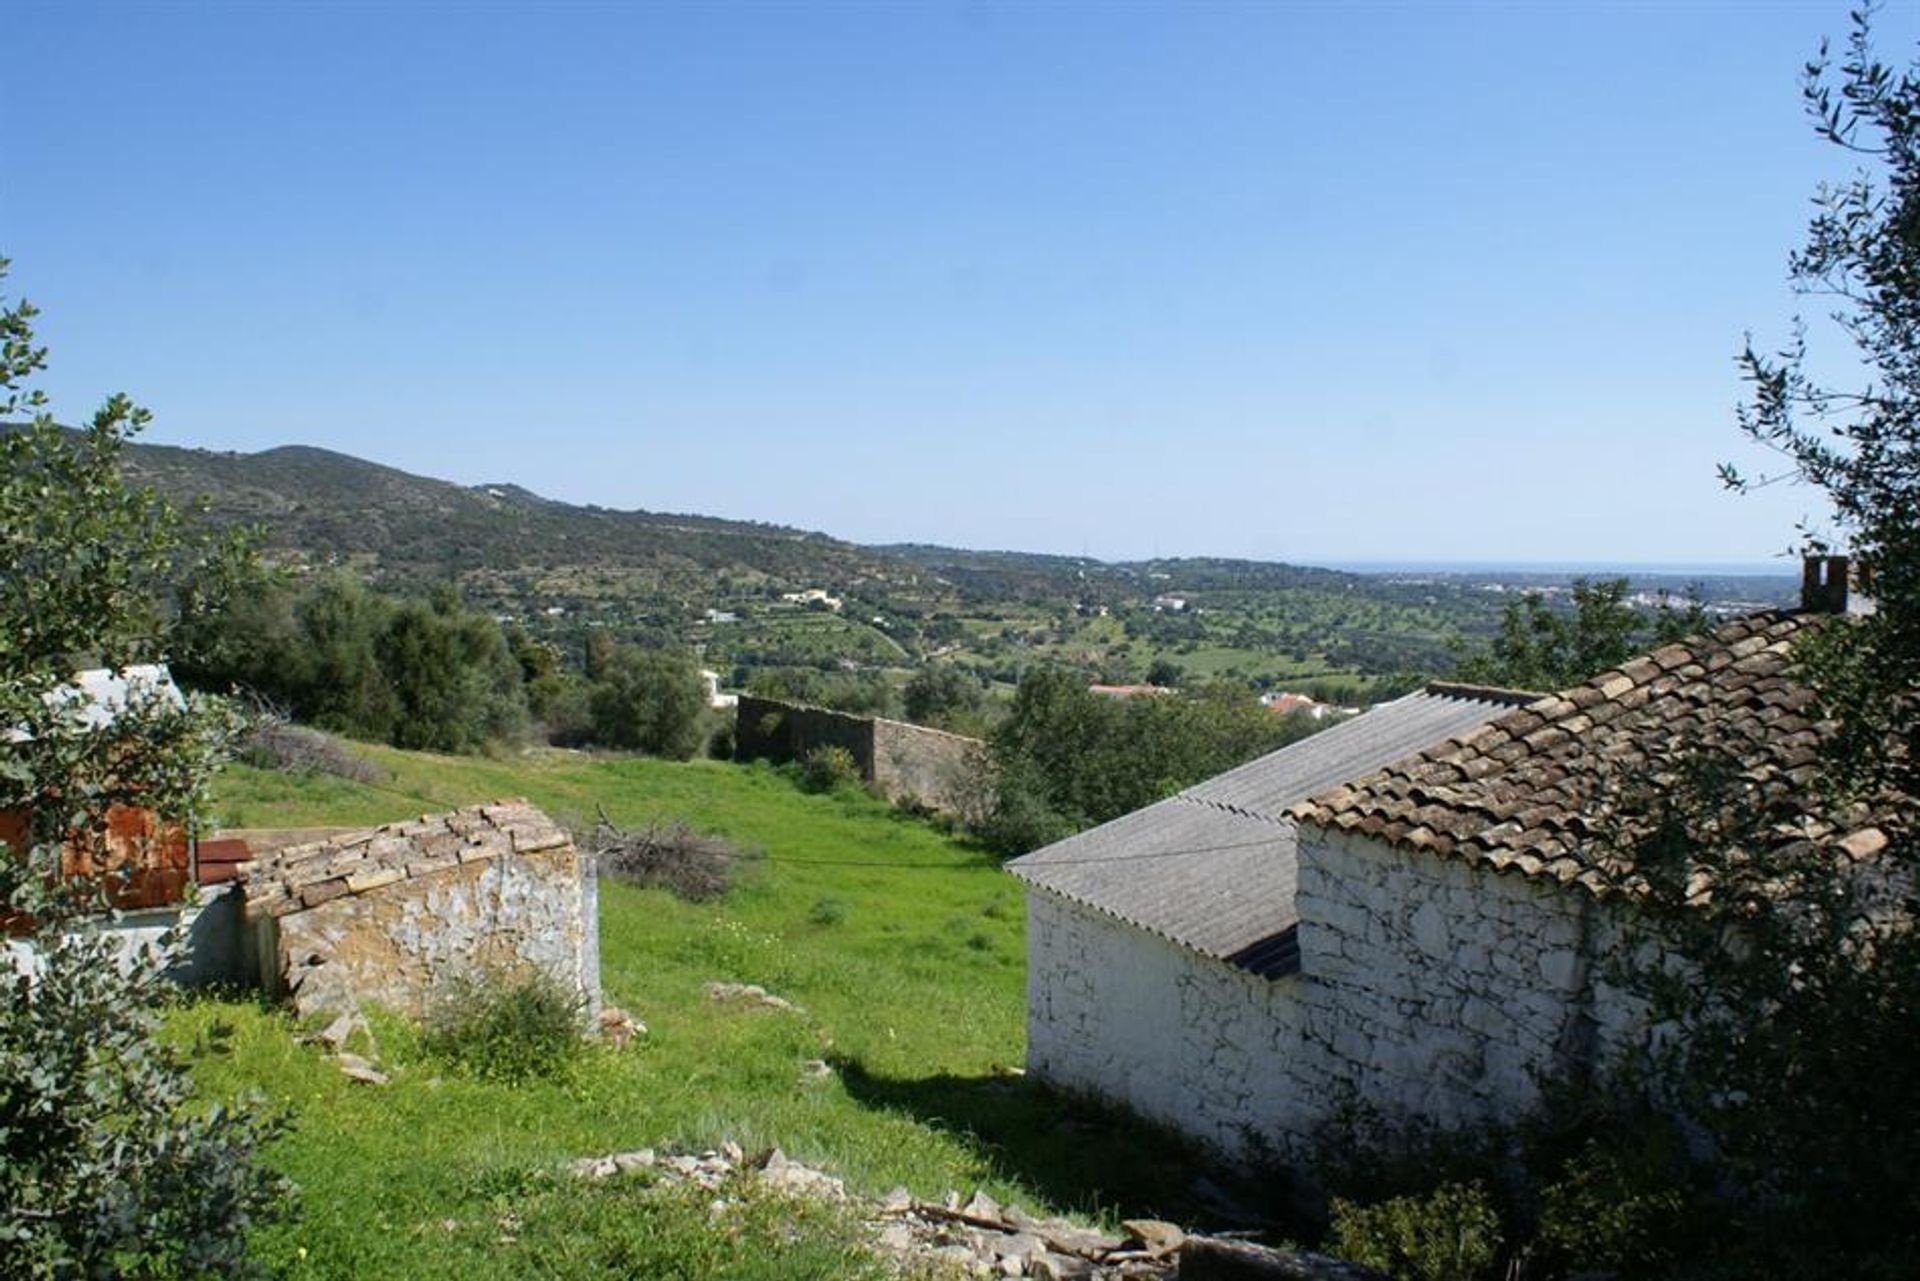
735 695 981 815
240 800 599 1021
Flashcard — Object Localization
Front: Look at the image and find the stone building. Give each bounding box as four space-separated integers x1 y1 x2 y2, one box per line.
1009 682 1535 1154
1011 596 1863 1156
240 800 599 1021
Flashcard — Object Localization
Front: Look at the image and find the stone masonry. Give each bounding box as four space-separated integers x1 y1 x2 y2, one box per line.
735 695 982 815
240 800 599 1021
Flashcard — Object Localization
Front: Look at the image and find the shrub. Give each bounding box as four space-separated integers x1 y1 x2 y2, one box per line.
1328 1181 1504 1281
807 897 849 927
595 814 756 903
424 969 587 1085
237 710 386 784
796 745 861 793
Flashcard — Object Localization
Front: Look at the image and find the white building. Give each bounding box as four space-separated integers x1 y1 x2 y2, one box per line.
1010 605 1848 1155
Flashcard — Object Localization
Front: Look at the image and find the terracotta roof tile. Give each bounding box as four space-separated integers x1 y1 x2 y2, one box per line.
1292 612 1866 893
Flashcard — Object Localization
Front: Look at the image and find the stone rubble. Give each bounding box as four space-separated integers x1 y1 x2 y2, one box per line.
565 1142 1378 1279
704 981 805 1014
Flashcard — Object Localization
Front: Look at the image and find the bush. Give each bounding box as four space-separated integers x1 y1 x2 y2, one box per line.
237 710 386 784
423 969 587 1085
796 745 861 793
588 647 707 758
1328 1181 1505 1281
595 815 756 903
807 897 849 926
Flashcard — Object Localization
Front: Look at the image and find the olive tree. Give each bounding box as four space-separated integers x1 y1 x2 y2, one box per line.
0 258 290 1275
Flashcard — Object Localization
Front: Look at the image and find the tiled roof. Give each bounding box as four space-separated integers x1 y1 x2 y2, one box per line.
1008 685 1534 978
239 800 571 918
1292 612 1844 893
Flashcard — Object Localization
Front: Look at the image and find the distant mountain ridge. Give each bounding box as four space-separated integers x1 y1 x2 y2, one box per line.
113 437 912 600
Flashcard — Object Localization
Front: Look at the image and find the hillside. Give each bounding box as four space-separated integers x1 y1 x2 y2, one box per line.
104 433 1796 697
121 439 916 603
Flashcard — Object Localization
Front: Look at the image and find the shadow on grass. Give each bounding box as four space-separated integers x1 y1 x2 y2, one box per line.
833 1057 1301 1234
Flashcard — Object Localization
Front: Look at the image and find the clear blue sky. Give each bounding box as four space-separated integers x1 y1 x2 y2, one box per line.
8 1 1914 566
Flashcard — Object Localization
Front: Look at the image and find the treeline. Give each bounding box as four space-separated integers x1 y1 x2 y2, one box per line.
177 574 715 758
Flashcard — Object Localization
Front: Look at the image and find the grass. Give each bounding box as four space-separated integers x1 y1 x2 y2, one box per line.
182 746 1243 1277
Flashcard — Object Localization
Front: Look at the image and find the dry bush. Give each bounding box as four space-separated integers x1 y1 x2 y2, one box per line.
239 709 387 784
591 809 758 902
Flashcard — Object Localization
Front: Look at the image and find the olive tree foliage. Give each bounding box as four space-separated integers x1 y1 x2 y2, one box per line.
0 261 290 1275
1452 578 1706 692
1587 11 1920 1272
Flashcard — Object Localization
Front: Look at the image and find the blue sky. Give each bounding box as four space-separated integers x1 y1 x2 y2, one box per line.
7 2 1914 566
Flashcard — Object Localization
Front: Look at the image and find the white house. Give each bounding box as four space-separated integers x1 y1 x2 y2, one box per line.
1008 680 1535 1153
1010 582 1862 1156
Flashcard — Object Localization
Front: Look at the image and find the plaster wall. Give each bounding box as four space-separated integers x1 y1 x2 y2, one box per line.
263 845 598 1021
1292 826 1648 1129
1025 889 1309 1154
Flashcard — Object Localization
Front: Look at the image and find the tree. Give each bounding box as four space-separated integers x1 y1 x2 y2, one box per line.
1594 12 1920 1271
902 663 986 729
0 259 289 1274
589 645 708 758
1453 578 1705 691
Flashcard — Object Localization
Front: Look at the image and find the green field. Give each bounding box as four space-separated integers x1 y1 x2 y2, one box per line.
181 748 1244 1277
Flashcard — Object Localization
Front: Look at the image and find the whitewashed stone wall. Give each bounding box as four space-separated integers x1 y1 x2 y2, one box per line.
1292 826 1648 1129
1025 832 1661 1156
1025 890 1311 1154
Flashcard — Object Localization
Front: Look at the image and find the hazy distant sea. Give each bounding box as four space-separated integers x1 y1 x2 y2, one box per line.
1328 561 1795 578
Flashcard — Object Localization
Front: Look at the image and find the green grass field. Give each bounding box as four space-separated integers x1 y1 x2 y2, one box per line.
179 747 1241 1277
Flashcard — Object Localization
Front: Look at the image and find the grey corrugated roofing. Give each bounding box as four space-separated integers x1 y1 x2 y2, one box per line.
1008 685 1536 980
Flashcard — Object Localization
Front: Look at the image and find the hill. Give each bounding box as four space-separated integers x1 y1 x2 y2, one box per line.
119 438 919 606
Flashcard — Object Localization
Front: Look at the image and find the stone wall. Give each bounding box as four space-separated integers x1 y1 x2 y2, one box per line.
1291 825 1646 1130
1025 830 1658 1157
736 695 982 815
1025 889 1307 1154
243 801 599 1021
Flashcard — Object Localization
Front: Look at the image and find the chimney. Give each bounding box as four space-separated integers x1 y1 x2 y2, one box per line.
1801 555 1877 615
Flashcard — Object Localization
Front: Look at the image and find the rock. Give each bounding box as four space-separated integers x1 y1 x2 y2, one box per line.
316 1011 362 1048
964 1189 1002 1220
877 1223 916 1252
994 1232 1047 1262
1121 1219 1185 1258
997 1256 1025 1277
720 1140 745 1163
336 1052 389 1086
613 1149 656 1172
598 1006 644 1047
880 1185 914 1213
1030 1255 1094 1281
799 1058 834 1082
704 981 803 1014
1178 1238 1389 1280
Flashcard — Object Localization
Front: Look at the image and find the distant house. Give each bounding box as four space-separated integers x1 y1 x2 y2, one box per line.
699 669 739 709
1011 566 1870 1154
1086 683 1175 700
780 588 843 611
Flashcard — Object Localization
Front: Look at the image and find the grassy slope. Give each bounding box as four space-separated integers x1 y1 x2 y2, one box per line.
182 748 1235 1278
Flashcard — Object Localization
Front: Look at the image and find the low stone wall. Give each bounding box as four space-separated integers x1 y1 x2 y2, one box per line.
242 801 599 1021
736 695 981 815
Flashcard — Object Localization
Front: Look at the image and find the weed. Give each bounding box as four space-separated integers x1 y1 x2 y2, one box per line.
808 897 850 927
423 969 587 1085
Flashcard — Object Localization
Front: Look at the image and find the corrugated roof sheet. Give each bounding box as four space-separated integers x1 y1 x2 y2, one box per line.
1008 685 1534 979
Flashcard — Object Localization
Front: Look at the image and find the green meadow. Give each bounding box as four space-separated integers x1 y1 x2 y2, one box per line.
178 748 1241 1278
